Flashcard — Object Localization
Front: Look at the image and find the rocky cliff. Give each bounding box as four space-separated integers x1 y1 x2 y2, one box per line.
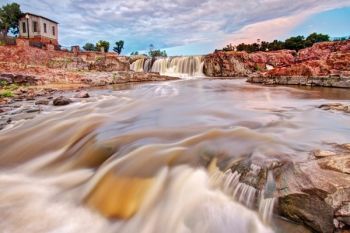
204 50 296 77
0 45 179 86
204 40 350 88
0 45 130 72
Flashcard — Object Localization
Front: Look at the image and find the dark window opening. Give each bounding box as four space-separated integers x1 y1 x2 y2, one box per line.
33 21 38 32
52 26 55 36
44 23 47 33
22 22 26 33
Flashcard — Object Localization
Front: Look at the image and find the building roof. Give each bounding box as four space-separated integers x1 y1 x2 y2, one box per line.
21 12 59 24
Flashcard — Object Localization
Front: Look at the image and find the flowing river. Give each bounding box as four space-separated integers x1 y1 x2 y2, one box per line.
1 78 350 233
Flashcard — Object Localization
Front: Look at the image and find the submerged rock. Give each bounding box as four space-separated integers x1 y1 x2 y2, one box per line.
35 99 50 105
319 103 350 113
74 91 90 98
53 96 72 106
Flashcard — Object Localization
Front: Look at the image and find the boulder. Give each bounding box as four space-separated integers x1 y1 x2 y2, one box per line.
218 144 350 233
74 91 90 98
53 96 72 106
35 99 50 105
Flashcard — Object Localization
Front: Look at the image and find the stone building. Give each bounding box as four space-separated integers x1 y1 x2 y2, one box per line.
18 13 58 45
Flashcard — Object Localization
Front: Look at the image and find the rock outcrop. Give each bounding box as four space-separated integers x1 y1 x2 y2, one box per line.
204 40 350 88
0 45 130 72
219 144 350 233
203 50 295 77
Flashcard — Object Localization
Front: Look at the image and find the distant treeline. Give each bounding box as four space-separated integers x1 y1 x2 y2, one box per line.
223 33 349 53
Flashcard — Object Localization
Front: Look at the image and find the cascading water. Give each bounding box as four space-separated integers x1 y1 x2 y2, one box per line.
210 168 276 224
131 56 205 78
130 59 146 72
259 170 277 223
151 56 204 78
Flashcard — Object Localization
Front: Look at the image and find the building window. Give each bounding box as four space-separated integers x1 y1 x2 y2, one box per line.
43 23 47 33
52 26 55 36
22 22 26 33
33 21 38 32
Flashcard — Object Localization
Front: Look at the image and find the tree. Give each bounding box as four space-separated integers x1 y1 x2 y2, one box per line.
284 36 306 51
130 51 139 55
149 49 167 58
267 40 285 51
305 33 330 47
0 3 22 36
113 40 124 54
96 40 110 52
83 42 96 51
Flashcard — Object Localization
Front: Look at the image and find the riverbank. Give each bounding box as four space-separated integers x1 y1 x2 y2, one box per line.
0 44 178 120
203 40 350 88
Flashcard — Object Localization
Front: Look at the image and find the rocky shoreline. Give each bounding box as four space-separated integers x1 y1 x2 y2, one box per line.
0 71 178 130
247 75 350 88
0 44 179 126
203 40 350 88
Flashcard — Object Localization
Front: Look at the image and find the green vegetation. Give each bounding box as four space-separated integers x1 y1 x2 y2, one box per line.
0 2 22 36
148 43 167 58
113 40 124 54
83 43 97 51
224 33 331 53
0 90 13 98
96 40 110 52
83 41 110 52
0 80 8 86
333 36 350 41
149 49 167 57
130 51 139 55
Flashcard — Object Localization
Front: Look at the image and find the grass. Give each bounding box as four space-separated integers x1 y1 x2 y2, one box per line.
0 90 14 98
0 82 19 98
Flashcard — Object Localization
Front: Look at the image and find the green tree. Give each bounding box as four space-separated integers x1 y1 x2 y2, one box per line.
284 36 306 51
83 42 96 51
130 51 139 55
267 40 285 51
305 33 330 47
113 40 124 54
149 49 167 58
0 3 22 36
260 41 269 51
96 40 110 52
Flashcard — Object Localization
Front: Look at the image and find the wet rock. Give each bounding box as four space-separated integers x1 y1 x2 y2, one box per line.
318 155 350 174
335 203 350 225
313 150 337 159
26 108 41 113
53 96 72 106
35 99 50 105
74 91 90 98
222 144 350 233
319 103 350 113
279 193 334 233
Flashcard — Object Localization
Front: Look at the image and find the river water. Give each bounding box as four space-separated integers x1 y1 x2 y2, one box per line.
0 79 350 233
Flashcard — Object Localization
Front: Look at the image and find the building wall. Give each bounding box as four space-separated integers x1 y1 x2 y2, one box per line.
19 15 58 44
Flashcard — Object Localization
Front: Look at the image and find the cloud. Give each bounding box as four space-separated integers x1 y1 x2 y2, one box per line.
5 0 350 54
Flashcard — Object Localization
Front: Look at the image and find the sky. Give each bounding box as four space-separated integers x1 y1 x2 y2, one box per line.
2 0 350 55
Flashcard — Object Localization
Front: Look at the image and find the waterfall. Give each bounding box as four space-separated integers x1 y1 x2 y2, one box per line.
130 59 145 72
151 56 204 77
211 169 276 225
131 56 205 78
211 170 258 209
259 170 276 223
